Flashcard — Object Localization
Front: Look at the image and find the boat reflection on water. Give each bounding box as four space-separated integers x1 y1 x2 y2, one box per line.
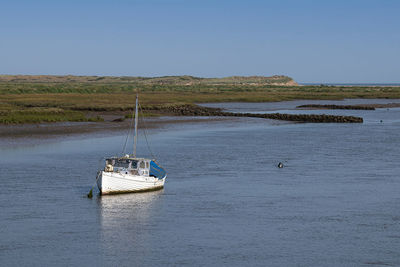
98 190 164 264
99 190 163 226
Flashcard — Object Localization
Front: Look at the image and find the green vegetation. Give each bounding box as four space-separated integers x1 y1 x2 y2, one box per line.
0 74 296 87
1 75 400 124
0 108 104 124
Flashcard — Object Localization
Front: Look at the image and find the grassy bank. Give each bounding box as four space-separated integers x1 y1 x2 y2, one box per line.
1 79 400 124
0 107 104 124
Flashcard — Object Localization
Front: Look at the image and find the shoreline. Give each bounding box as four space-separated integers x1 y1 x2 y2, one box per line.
2 99 399 146
0 116 241 147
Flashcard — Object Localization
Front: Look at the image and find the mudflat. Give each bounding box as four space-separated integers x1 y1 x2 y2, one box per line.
0 116 237 140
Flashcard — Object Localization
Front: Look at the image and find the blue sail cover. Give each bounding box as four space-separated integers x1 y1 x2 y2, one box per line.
150 161 166 179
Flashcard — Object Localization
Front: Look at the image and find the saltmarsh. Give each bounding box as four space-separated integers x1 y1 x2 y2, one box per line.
1 81 400 124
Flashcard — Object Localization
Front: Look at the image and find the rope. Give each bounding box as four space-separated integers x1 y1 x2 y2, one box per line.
87 170 102 198
87 156 107 197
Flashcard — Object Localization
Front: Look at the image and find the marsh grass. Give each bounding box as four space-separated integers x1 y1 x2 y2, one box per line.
0 107 103 124
1 82 400 124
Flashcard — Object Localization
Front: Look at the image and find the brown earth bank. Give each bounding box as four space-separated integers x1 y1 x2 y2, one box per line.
0 116 235 139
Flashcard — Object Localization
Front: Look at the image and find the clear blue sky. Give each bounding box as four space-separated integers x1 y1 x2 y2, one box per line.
1 0 399 83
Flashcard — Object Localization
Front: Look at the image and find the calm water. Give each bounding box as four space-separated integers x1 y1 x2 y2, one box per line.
1 99 400 266
300 83 400 86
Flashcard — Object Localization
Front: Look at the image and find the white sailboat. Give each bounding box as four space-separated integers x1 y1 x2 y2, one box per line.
96 94 167 195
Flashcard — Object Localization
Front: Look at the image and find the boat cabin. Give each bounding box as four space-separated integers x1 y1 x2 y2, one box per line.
104 156 166 179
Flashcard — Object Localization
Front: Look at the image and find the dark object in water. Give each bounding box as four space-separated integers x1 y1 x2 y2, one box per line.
278 162 283 168
112 117 125 122
87 189 93 198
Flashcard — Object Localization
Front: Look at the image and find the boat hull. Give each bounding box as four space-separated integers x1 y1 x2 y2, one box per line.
97 171 166 195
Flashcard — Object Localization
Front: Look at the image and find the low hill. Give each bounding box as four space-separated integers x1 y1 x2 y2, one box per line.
0 75 298 86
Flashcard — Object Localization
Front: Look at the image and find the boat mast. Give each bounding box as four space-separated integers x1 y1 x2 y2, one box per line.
133 93 139 158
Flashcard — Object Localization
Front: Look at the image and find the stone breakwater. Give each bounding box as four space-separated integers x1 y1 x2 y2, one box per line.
220 112 363 123
297 104 375 110
143 104 364 123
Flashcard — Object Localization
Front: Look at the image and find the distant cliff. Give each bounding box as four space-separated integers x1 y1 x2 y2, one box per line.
0 75 298 86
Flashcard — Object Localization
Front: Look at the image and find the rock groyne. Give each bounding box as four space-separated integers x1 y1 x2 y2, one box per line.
222 112 363 123
143 104 363 123
297 104 375 110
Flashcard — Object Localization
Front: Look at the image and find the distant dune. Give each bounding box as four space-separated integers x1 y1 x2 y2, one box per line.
0 74 298 86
